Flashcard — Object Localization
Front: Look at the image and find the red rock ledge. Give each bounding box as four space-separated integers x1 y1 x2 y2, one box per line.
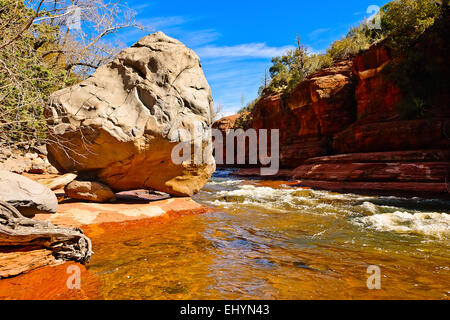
0 198 209 279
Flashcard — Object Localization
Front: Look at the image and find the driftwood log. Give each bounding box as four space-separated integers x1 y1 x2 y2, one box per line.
0 201 92 264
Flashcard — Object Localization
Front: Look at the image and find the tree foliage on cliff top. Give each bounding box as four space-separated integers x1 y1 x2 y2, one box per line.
261 0 445 97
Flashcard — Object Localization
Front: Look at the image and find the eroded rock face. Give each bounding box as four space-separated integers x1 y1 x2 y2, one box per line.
352 43 401 124
0 171 58 217
212 40 449 196
334 42 449 154
248 61 356 168
45 32 215 196
291 150 449 196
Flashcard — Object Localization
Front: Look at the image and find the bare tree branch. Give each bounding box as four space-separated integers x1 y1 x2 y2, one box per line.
0 0 45 50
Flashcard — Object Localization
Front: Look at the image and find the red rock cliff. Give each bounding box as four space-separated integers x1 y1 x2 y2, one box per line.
213 25 449 196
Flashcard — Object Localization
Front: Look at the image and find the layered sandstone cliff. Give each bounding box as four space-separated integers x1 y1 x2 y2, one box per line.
214 27 449 196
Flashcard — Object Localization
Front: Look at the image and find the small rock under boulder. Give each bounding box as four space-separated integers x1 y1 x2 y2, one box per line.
0 171 58 217
65 180 116 203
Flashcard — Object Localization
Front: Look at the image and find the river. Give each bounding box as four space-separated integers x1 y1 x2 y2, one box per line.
1 169 449 299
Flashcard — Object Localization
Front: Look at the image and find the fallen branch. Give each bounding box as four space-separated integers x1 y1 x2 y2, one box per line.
0 201 92 264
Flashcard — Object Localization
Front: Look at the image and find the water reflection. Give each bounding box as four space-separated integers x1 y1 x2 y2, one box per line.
1 170 449 300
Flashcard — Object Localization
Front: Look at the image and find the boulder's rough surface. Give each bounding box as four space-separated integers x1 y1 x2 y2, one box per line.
65 181 116 203
45 32 215 196
0 171 58 217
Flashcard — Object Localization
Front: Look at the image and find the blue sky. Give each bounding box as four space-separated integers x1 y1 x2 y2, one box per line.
119 0 390 117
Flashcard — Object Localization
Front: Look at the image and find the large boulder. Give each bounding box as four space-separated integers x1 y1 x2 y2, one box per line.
0 171 58 217
45 32 215 196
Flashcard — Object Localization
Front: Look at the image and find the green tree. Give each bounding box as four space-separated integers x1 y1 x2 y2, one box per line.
0 0 141 149
381 0 443 51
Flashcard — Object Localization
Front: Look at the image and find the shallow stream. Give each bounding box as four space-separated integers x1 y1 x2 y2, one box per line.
2 169 449 299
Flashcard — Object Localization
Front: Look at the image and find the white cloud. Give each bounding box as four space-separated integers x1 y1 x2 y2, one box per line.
308 28 332 39
196 43 294 59
139 16 189 30
179 29 221 47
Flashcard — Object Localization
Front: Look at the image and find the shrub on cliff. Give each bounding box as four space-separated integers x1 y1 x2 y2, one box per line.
327 24 378 61
263 37 333 94
381 0 443 51
384 2 449 119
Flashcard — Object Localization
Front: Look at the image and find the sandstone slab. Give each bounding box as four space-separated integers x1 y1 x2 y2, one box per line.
38 173 77 191
304 150 450 164
295 180 448 196
333 119 450 154
292 162 448 182
35 198 208 228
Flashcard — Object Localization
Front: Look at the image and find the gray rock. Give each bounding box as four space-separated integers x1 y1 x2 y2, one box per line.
24 152 38 160
29 157 46 174
45 31 215 196
31 145 48 156
0 170 58 217
0 157 31 174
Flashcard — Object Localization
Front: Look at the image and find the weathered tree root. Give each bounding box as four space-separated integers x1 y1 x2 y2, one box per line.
0 201 92 264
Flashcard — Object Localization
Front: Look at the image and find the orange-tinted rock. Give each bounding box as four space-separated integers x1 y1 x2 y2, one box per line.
0 262 101 300
252 61 356 167
34 197 209 228
234 168 293 179
280 137 329 168
288 60 356 136
0 249 59 279
292 162 448 182
252 94 310 167
212 113 247 132
64 180 116 203
304 150 450 164
333 119 450 154
212 113 252 167
213 36 449 196
352 43 402 123
292 149 449 196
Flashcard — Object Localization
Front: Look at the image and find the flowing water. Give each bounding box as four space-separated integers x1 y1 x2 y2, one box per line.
2 169 450 299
